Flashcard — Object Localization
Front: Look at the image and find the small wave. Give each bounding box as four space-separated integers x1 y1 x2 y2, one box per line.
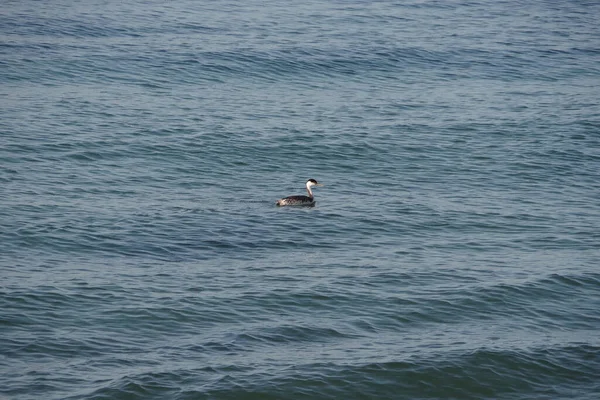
57 344 600 400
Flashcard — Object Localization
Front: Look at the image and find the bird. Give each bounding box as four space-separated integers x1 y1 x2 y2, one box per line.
276 179 323 207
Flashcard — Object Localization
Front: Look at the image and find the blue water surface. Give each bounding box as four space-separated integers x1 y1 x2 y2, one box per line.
2 1 600 399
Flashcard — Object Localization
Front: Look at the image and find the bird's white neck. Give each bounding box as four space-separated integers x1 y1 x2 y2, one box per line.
306 183 314 197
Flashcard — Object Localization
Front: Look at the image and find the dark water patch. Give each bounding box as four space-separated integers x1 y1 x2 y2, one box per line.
69 345 599 400
234 325 351 346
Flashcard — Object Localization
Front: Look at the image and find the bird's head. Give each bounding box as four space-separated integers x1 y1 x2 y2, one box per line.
306 178 323 188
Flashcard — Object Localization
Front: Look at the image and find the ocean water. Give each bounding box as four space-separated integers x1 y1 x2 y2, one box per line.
2 0 600 399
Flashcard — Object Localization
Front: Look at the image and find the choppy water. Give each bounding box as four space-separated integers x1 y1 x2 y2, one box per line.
2 1 600 399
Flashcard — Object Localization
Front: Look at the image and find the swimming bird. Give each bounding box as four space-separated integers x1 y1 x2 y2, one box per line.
276 179 323 207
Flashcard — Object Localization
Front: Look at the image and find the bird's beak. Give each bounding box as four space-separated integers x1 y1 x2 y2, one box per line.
316 183 324 187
